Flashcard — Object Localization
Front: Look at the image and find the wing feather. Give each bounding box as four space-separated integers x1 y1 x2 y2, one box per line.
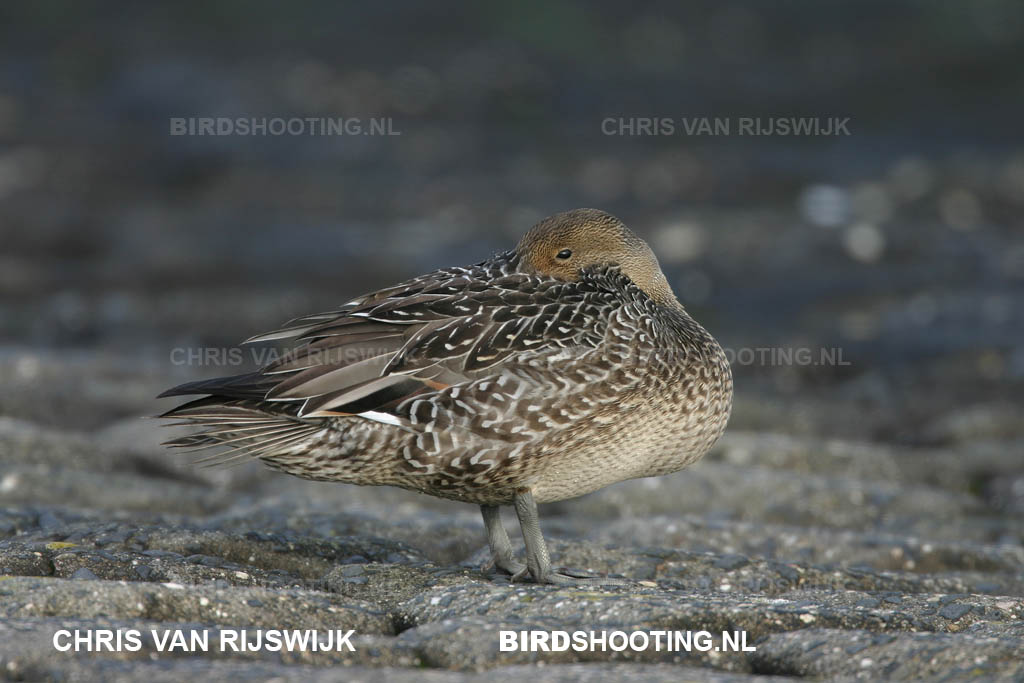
162 258 637 434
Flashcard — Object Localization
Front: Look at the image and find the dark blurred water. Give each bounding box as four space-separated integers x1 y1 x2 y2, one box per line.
0 0 1021 439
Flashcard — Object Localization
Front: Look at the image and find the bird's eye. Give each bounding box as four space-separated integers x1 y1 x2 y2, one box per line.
556 249 572 260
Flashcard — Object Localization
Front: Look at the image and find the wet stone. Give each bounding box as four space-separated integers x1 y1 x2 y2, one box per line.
939 603 972 621
70 568 100 580
713 554 750 571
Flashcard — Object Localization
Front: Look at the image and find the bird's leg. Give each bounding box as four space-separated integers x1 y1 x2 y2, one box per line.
513 489 628 585
480 504 527 577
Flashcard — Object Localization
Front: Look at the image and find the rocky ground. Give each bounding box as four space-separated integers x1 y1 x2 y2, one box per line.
0 358 1021 680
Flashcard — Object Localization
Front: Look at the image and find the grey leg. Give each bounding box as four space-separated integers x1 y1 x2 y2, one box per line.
480 504 526 577
513 489 628 585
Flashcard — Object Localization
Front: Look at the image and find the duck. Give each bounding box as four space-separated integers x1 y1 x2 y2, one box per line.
159 208 733 584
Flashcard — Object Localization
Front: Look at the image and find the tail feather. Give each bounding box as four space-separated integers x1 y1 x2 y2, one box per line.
189 425 318 468
157 372 276 400
161 397 322 467
159 395 298 419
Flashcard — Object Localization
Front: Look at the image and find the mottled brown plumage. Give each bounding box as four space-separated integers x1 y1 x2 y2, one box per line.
160 208 733 584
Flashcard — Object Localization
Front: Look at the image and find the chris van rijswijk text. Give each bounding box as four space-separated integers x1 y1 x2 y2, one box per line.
53 629 356 653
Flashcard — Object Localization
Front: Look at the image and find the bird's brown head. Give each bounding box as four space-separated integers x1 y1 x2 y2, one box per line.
517 208 681 308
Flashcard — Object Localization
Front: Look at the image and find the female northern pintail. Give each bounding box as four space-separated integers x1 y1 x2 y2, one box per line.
160 208 733 584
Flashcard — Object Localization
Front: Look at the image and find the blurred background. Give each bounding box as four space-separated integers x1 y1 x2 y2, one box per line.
0 2 1021 491
2 10 1024 679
